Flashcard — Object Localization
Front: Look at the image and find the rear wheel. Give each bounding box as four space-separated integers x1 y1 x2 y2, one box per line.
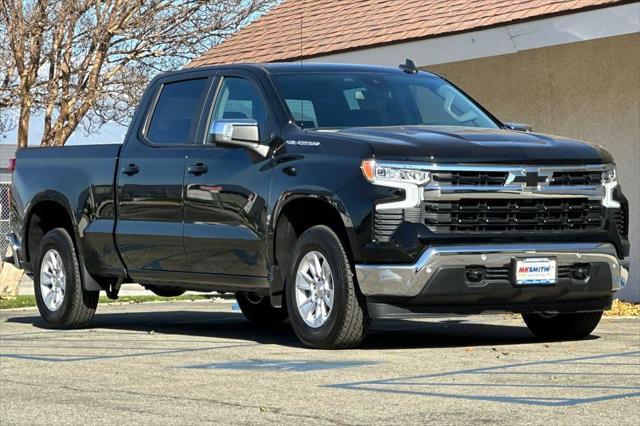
235 292 288 323
286 225 369 349
34 228 99 328
522 311 603 340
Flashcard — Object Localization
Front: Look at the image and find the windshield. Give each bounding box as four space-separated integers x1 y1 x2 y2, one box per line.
271 72 499 129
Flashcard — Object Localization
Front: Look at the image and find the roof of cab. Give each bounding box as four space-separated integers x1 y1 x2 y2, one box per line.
174 62 440 78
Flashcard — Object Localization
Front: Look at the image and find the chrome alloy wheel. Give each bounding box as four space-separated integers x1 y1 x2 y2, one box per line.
295 251 334 328
39 249 66 311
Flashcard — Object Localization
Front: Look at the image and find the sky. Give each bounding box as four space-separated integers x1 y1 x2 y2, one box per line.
0 2 281 148
0 111 128 146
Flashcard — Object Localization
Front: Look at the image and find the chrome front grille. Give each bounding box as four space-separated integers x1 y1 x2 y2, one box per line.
549 171 602 186
431 171 507 186
372 163 617 241
423 198 605 233
430 168 605 188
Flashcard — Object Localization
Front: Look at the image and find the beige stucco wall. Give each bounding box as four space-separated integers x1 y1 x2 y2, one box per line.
428 33 639 301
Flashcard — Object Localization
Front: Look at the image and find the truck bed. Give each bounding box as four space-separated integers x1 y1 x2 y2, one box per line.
11 144 126 278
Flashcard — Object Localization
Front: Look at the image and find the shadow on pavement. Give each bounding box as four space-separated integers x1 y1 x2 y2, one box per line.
4 309 597 349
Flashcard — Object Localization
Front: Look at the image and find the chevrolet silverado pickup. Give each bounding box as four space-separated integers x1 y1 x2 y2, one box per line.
5 62 630 348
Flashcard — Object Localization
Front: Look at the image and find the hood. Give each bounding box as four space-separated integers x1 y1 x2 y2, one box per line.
324 126 613 164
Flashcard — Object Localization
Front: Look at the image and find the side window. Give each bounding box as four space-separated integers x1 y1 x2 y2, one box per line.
211 77 270 141
146 78 208 145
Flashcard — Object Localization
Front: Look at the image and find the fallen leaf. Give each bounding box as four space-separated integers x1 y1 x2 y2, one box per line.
604 300 640 317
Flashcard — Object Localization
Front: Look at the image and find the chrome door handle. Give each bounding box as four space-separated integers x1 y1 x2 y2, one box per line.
188 163 208 176
122 164 140 176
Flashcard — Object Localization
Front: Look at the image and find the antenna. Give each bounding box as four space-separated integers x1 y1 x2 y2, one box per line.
299 6 304 129
399 58 419 74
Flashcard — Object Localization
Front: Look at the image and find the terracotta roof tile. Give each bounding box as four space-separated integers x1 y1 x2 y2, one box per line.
189 0 622 66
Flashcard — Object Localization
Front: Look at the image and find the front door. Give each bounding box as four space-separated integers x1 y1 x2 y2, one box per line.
116 75 211 273
183 73 275 277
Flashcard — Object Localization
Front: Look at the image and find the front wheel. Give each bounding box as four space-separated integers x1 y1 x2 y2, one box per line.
34 228 99 328
286 225 369 349
522 311 603 340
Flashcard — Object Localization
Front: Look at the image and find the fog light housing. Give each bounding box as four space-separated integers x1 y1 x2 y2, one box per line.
465 266 485 283
571 263 591 281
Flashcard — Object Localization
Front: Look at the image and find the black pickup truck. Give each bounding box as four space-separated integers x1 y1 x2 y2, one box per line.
6 63 630 348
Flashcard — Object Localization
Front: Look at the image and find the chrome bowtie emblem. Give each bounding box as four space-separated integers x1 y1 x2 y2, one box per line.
505 169 552 188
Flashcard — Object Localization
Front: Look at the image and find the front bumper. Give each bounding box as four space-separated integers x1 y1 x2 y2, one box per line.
356 242 629 302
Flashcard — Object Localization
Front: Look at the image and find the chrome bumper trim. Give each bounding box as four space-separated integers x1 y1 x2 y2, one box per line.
422 186 605 201
4 232 22 269
355 242 628 297
377 162 612 173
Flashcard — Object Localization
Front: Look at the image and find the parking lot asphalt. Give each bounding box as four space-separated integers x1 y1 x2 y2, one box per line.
1 300 639 425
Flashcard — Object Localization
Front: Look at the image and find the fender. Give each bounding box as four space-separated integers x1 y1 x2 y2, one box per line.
268 187 359 263
21 192 103 292
21 190 77 262
266 187 360 307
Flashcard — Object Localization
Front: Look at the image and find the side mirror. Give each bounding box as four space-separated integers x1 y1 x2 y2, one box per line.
209 119 268 156
504 122 533 132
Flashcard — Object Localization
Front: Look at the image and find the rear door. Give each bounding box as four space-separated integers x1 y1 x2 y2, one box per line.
183 71 276 277
116 73 212 273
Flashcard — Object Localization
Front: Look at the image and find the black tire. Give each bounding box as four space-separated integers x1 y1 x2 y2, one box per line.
34 228 99 328
286 225 369 349
522 311 603 340
148 286 185 298
235 292 288 323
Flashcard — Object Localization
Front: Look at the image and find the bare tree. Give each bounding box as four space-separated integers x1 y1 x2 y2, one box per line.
0 8 19 139
0 0 276 147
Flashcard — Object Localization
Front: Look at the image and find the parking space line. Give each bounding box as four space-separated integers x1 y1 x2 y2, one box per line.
0 343 257 363
327 350 640 407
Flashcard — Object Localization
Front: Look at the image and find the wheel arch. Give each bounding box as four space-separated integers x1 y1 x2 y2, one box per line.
22 192 102 291
23 192 77 265
268 190 360 306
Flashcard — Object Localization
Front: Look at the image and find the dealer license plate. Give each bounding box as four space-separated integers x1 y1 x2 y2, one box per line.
513 257 557 286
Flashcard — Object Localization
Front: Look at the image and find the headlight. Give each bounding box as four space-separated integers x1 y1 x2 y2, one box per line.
361 159 430 211
361 159 431 185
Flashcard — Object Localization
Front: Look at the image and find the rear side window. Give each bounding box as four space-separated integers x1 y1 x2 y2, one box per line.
146 78 208 144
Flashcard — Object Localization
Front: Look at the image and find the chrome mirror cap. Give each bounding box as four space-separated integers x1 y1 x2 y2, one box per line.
209 119 268 156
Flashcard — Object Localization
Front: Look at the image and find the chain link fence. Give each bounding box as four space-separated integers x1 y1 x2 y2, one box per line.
0 179 33 294
0 181 10 257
